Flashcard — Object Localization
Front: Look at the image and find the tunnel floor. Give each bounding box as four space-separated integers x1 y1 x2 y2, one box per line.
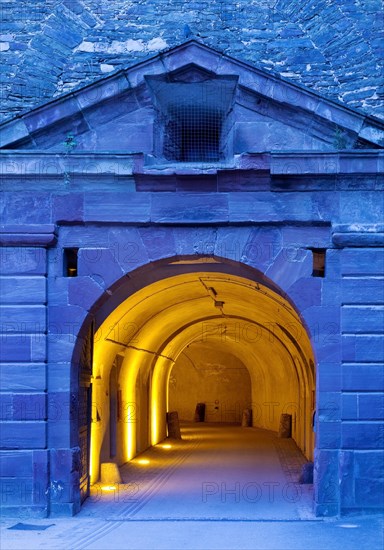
83 424 313 521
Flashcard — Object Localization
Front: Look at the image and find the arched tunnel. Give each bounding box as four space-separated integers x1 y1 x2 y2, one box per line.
88 259 315 487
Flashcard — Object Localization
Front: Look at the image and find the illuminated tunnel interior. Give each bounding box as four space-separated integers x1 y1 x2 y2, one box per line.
89 261 315 485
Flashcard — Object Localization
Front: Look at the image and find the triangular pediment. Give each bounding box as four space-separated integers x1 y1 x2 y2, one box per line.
0 40 383 156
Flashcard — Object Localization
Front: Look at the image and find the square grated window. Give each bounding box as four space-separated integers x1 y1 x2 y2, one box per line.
164 105 223 162
145 72 238 164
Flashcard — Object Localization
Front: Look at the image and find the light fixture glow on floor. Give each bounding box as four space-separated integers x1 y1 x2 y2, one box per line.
137 459 150 465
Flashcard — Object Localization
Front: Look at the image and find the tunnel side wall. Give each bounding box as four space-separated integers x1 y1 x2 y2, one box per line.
0 188 383 518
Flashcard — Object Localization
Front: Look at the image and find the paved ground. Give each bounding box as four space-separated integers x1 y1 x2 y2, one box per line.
1 424 383 550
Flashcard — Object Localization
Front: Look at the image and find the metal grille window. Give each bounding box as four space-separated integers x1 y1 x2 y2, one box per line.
146 72 238 164
165 106 223 162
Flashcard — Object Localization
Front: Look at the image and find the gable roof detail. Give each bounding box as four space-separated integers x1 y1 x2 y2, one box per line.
0 40 383 151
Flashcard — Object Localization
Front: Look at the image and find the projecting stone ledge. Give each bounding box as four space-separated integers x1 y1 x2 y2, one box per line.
0 225 57 246
332 224 384 247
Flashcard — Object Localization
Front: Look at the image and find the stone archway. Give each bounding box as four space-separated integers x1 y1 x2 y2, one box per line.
75 258 316 508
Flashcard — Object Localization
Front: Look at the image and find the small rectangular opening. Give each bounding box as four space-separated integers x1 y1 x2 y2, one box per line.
63 248 78 277
312 249 326 277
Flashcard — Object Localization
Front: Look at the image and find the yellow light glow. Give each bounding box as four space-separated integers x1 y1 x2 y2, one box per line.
161 444 172 449
89 267 316 486
101 485 117 491
137 458 150 465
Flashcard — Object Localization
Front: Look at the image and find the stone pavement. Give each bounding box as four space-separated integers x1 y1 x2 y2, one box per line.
1 425 383 549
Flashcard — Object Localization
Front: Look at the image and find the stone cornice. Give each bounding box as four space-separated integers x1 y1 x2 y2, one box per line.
0 151 382 178
332 224 384 247
0 224 57 246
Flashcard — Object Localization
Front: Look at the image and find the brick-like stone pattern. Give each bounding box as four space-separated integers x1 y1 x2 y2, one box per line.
0 0 383 122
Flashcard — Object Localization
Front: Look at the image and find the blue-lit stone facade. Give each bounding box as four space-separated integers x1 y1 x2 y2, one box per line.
0 14 383 521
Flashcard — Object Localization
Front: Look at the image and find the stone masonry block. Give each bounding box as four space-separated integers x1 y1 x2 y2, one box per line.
358 394 384 420
215 227 253 263
0 364 46 392
342 422 384 450
266 249 312 294
139 227 176 262
1 394 47 421
286 278 322 311
108 227 149 272
342 363 384 392
0 277 46 304
0 248 46 275
84 192 150 223
342 278 384 304
355 478 384 507
341 394 358 420
341 249 384 276
0 305 46 332
317 421 341 449
173 227 217 257
0 451 33 477
68 276 105 311
0 422 46 449
317 363 341 392
241 226 282 271
314 449 339 506
354 451 384 479
339 450 355 508
78 248 124 289
1 193 52 224
53 193 84 223
341 306 384 334
151 194 229 224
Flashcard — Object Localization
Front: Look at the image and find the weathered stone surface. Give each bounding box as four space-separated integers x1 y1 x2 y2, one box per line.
0 422 46 449
342 278 384 304
339 450 355 508
342 363 384 392
0 305 46 331
317 421 341 449
1 193 52 224
77 248 124 289
266 249 312 293
358 394 384 420
48 305 87 337
355 478 384 507
0 364 46 392
0 335 45 362
342 306 384 334
342 422 384 450
317 364 341 393
173 227 217 256
0 276 46 304
151 194 229 223
215 227 253 263
0 247 46 275
341 394 358 421
286 278 322 311
314 448 339 513
342 335 384 362
139 227 176 262
107 227 149 272
241 226 282 272
53 193 84 223
340 249 384 275
84 192 150 223
354 450 384 479
0 451 32 477
68 276 105 311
